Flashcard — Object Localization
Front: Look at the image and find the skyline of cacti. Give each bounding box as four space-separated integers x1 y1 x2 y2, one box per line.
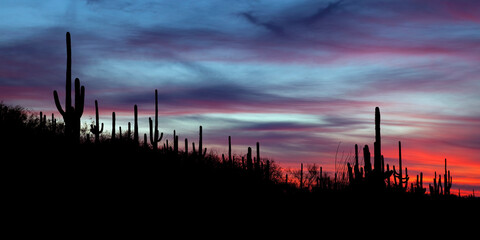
43 32 472 195
3 19 480 198
2 1 480 198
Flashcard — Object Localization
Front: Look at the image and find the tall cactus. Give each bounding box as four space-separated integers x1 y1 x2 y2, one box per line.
256 142 260 171
429 172 441 196
90 100 103 144
133 104 139 145
247 147 253 171
354 144 361 181
149 89 163 150
228 136 232 165
173 130 178 154
368 107 392 189
363 145 372 175
197 125 206 157
394 141 409 190
414 172 425 194
112 111 116 141
51 113 57 132
444 158 452 195
199 126 203 157
127 122 131 141
53 32 85 143
374 107 382 172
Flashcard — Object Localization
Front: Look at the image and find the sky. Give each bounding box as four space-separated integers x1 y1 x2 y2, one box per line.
1 0 479 195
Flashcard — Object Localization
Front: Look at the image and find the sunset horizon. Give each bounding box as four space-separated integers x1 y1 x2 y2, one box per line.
1 0 479 196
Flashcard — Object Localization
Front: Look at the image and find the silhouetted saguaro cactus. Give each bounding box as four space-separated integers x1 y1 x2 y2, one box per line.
143 133 148 148
134 104 139 145
374 107 382 172
363 145 372 175
429 171 438 196
414 172 426 194
428 159 453 196
39 112 46 130
53 32 85 143
51 113 56 132
444 158 452 195
127 122 131 141
197 125 206 158
347 162 354 185
368 107 393 189
247 147 253 171
354 144 362 181
394 141 409 190
90 100 103 144
256 142 260 171
228 136 232 165
149 89 163 150
112 112 116 141
119 126 122 141
173 130 178 155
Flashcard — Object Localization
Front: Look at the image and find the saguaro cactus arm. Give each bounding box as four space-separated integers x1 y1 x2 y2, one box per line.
90 100 103 136
74 78 85 118
149 117 163 145
53 91 66 117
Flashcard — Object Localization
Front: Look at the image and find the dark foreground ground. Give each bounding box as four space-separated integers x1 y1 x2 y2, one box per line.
1 105 478 232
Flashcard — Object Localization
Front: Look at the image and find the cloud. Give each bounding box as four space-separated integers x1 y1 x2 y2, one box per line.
301 0 344 25
239 12 285 36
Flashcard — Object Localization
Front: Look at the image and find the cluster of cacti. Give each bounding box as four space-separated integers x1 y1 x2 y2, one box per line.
290 162 335 190
429 158 453 196
347 107 393 189
36 112 58 134
412 172 426 194
48 32 464 198
429 171 442 195
39 112 46 128
346 107 454 197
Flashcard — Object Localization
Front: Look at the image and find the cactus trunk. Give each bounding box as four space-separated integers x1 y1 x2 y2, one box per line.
90 100 103 144
398 141 403 189
228 136 232 165
149 89 163 150
363 145 372 175
374 107 381 172
134 104 139 145
199 125 203 157
112 112 116 141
